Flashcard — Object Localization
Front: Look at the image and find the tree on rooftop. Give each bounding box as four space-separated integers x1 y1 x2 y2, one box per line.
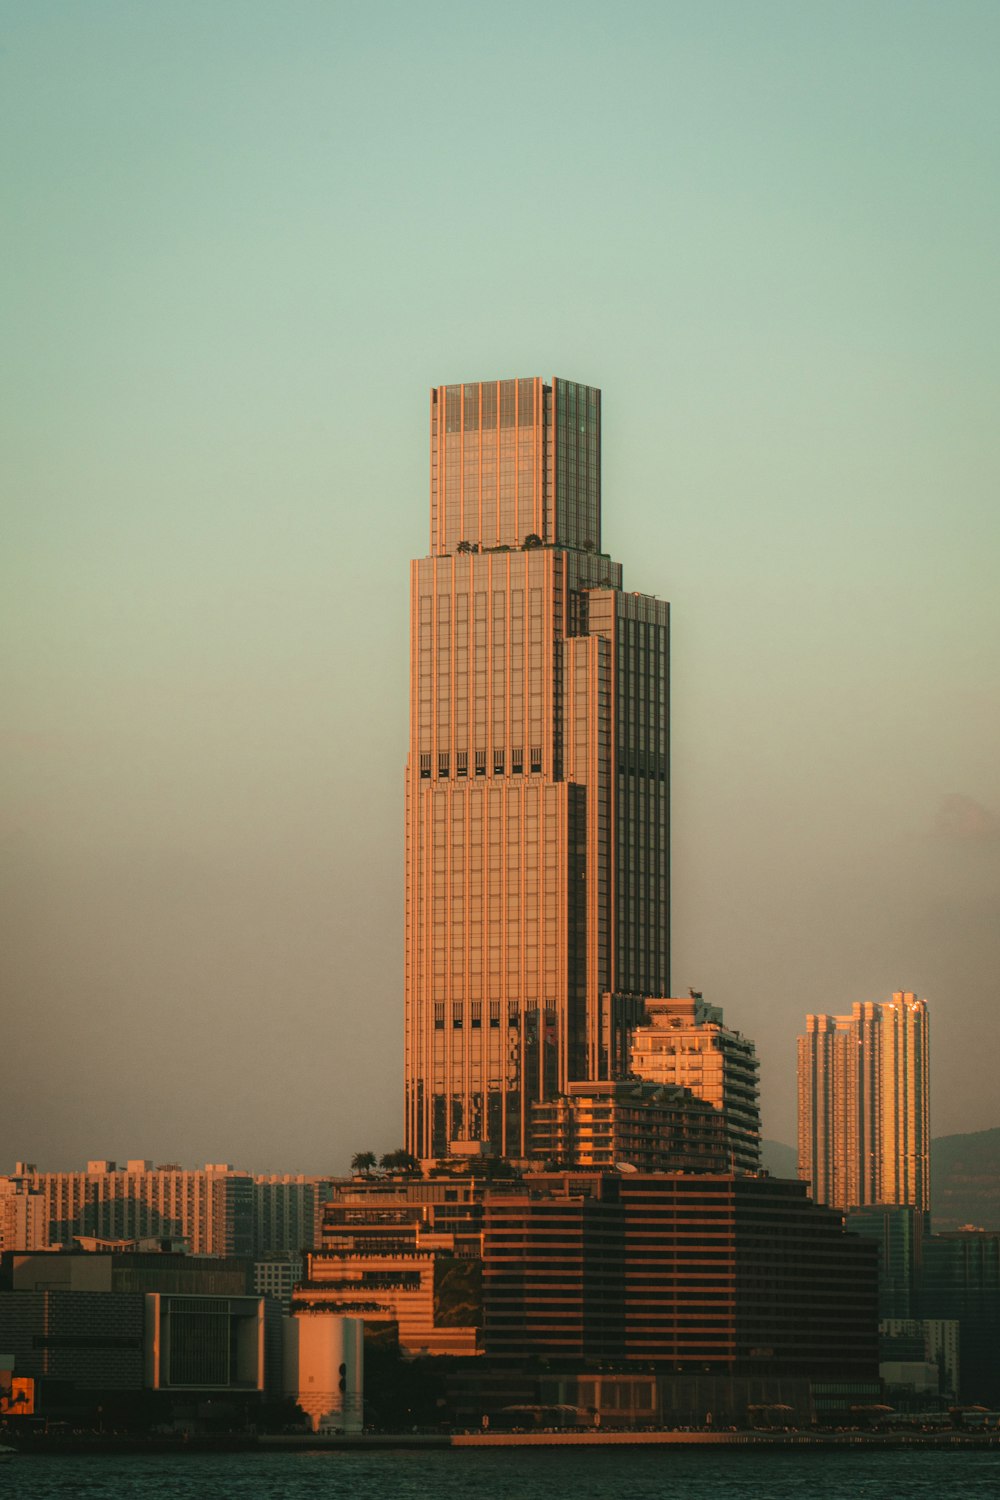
379 1149 420 1176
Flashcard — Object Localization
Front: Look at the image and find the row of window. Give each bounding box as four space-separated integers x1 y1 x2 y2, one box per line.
419 749 544 778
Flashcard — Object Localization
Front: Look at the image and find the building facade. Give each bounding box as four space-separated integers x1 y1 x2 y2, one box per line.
2 1249 252 1297
482 1172 879 1381
144 1292 267 1393
0 1177 48 1252
797 993 930 1213
404 376 671 1160
629 995 761 1171
0 1161 254 1256
0 1289 271 1396
293 1174 493 1356
252 1175 322 1255
920 1230 1000 1404
254 1253 303 1312
528 1079 728 1172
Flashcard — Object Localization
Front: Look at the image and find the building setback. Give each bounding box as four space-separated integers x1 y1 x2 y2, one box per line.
405 376 671 1161
529 1079 728 1172
292 1174 496 1356
629 995 761 1171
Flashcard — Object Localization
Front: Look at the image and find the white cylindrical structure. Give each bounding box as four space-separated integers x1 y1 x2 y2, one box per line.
283 1314 364 1433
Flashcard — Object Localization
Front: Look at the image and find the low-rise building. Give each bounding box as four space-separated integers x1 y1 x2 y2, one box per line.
0 1288 276 1398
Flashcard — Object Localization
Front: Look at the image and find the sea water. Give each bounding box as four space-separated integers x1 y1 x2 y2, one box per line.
6 1446 1000 1500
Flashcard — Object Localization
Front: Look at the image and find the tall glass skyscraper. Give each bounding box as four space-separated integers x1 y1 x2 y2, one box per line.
404 377 670 1160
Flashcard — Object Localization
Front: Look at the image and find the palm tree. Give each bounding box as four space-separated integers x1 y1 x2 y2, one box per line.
379 1149 420 1176
351 1150 377 1177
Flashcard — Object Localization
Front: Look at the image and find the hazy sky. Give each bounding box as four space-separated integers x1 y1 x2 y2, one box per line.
3 1 998 1173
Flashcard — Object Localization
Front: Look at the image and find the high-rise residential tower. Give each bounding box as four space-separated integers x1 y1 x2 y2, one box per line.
0 1160 254 1254
797 992 930 1213
404 377 670 1160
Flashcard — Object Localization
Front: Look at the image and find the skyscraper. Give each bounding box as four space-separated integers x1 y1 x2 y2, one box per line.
797 992 930 1212
404 377 670 1160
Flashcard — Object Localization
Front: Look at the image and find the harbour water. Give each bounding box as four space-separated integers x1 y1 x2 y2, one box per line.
6 1446 1000 1499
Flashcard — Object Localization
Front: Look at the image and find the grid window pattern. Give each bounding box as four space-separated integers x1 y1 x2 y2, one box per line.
407 377 671 1162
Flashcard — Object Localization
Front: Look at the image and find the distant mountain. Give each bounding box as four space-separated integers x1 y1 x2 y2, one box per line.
932 1128 1000 1231
761 1129 1000 1231
761 1139 798 1178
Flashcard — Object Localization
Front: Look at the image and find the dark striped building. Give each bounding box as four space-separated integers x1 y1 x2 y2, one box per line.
483 1172 878 1381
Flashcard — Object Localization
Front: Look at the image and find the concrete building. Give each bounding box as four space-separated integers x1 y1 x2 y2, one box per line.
529 1079 728 1172
293 1174 492 1356
0 1288 273 1398
0 1161 254 1256
254 1252 303 1312
797 993 930 1212
0 1290 146 1392
629 995 761 1171
405 377 671 1161
1 1249 252 1297
0 1176 48 1252
880 1317 959 1403
253 1175 323 1255
144 1293 267 1393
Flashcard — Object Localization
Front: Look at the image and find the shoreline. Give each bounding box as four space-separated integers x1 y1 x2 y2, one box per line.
4 1430 1000 1456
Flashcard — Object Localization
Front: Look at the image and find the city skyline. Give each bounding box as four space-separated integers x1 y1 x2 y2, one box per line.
4 4 999 1171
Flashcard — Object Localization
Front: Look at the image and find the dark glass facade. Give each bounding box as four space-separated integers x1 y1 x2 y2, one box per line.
482 1173 879 1380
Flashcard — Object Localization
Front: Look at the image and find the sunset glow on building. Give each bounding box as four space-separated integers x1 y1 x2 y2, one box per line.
404 378 670 1160
797 993 930 1213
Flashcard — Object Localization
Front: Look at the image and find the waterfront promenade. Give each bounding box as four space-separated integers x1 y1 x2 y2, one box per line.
6 1427 999 1457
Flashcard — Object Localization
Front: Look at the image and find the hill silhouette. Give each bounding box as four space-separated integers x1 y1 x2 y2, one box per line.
931 1127 1000 1230
762 1129 1000 1231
